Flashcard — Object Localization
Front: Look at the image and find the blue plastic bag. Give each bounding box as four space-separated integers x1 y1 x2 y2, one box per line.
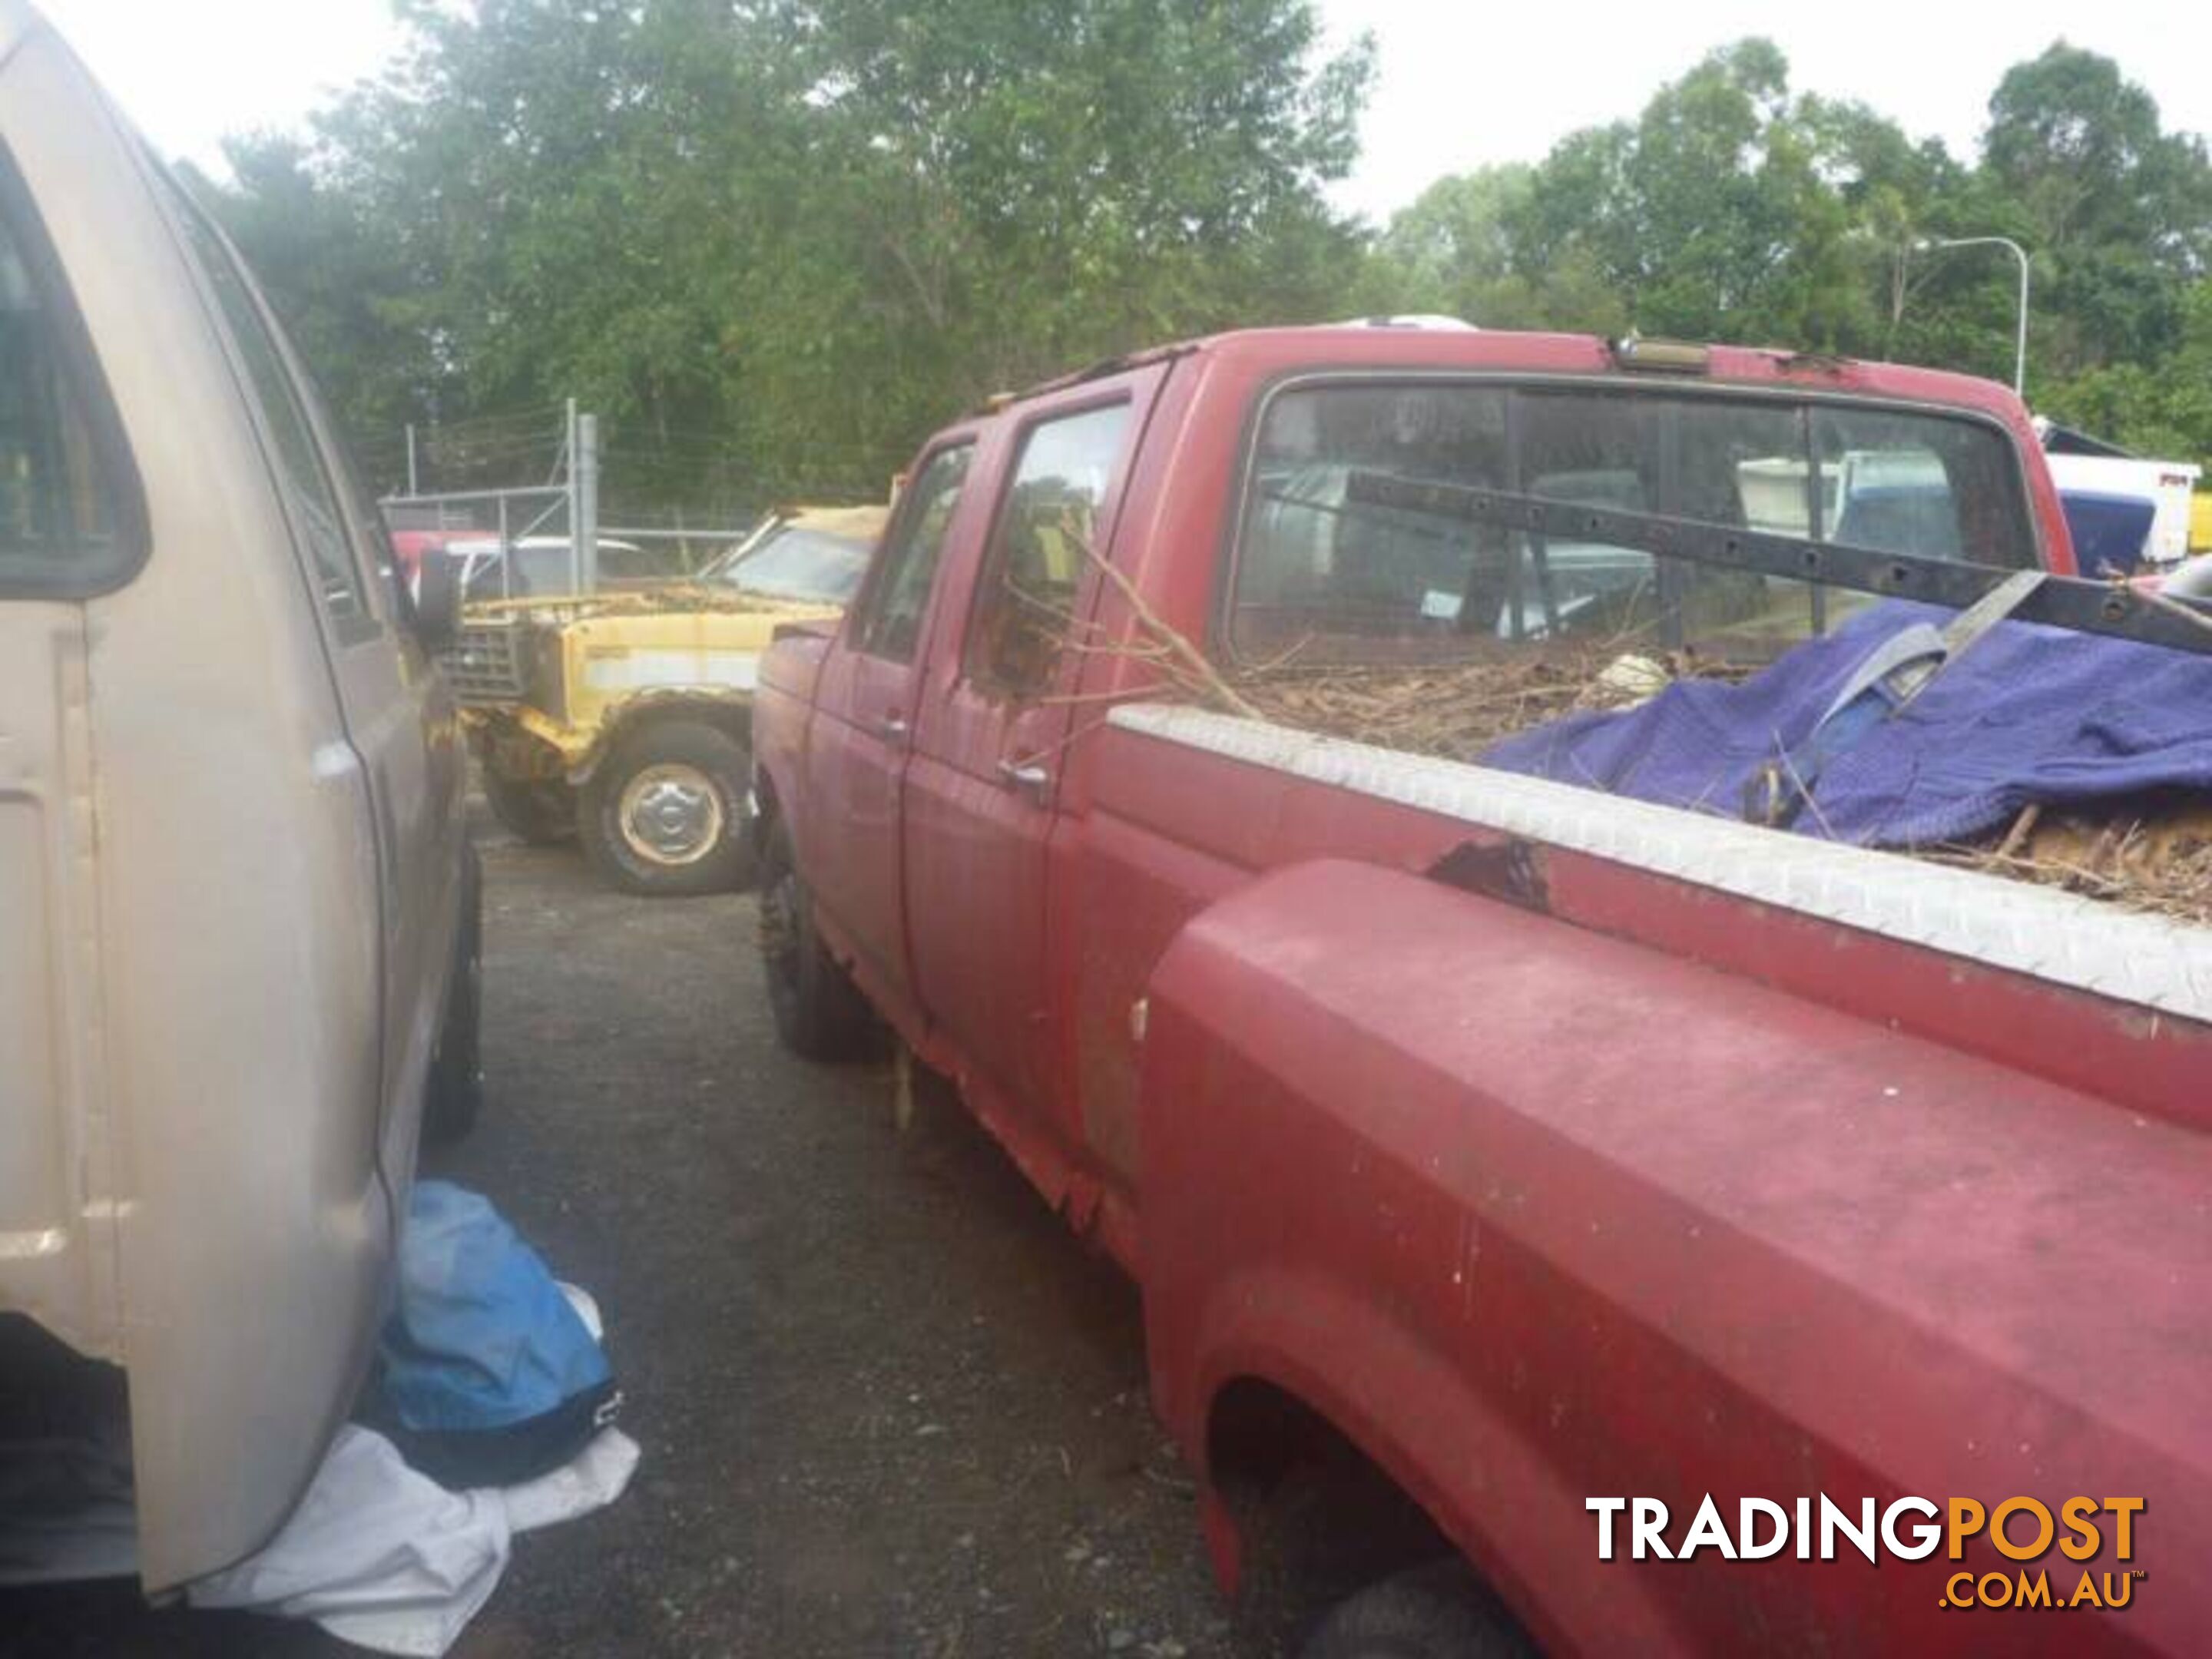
367 1182 617 1487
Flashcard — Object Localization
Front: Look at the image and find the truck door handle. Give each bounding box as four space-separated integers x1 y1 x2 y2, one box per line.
876 714 909 743
996 758 1051 800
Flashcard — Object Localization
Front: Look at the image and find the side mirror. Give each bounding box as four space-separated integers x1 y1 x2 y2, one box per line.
414 552 463 650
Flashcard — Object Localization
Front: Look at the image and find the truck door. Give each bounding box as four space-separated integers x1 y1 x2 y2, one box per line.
902 370 1164 1138
797 442 977 1023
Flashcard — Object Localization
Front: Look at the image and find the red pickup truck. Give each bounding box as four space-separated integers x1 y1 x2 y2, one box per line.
750 325 2210 1657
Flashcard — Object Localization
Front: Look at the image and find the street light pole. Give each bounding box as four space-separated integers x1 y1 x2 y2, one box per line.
1915 235 2031 399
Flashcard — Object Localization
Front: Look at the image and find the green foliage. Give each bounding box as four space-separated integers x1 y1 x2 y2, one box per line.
1476 42 1878 349
197 0 1370 508
1359 38 2212 466
1355 165 1625 335
1984 43 2212 372
200 12 2212 503
2041 280 2212 465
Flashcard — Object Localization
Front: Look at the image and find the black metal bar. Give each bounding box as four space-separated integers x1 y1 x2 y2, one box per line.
1653 416 1687 652
1526 531 1561 637
1342 470 2212 658
1796 409 1828 638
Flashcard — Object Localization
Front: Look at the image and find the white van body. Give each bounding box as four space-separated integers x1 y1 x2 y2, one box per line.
0 5 472 1589
2045 451 2203 567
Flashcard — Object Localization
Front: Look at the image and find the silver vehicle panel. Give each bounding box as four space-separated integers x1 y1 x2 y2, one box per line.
0 5 466 1589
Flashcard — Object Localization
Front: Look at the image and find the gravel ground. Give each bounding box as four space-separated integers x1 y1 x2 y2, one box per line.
2 817 1249 1658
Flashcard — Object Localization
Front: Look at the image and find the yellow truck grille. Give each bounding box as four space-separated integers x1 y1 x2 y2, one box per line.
438 621 530 705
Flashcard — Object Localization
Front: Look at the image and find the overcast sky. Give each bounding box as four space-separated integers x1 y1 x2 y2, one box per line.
35 0 2212 224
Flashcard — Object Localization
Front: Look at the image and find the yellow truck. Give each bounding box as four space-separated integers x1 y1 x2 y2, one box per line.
440 506 886 894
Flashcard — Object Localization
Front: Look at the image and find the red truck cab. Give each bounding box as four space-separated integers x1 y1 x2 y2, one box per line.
753 326 2207 1655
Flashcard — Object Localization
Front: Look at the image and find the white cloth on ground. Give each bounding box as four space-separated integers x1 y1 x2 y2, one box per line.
187 1422 640 1657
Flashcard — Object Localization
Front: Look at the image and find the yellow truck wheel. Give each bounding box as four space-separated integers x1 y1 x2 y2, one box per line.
578 719 755 896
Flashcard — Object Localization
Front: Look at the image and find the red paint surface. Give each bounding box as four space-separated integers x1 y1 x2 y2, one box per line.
749 326 2204 1654
1140 861 2207 1654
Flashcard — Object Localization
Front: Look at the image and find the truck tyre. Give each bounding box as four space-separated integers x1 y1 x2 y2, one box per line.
423 845 484 1145
759 819 878 1061
482 770 576 846
1298 1562 1530 1659
579 720 755 897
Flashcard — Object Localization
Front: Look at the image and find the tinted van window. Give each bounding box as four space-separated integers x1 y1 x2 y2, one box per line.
0 161 134 592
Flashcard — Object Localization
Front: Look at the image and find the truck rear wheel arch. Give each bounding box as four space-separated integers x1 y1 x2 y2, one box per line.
1206 1379 1465 1635
1204 1377 1541 1656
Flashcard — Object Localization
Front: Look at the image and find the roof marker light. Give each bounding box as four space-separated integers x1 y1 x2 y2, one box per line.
1611 336 1711 373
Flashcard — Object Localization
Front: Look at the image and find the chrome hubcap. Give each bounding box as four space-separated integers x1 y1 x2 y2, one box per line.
617 763 725 866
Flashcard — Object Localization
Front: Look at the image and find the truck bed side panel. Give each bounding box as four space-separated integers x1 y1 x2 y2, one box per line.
1140 859 2209 1657
1068 710 2210 1212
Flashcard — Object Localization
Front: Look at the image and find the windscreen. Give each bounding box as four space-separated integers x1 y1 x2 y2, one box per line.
1230 380 2036 665
449 543 579 600
718 526 872 603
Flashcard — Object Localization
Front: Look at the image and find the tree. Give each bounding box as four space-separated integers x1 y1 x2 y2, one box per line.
1487 41 1898 349
2042 280 2212 463
772 2 1370 380
1980 45 2212 377
183 136 442 482
197 0 1375 507
1356 165 1625 333
202 13 2212 493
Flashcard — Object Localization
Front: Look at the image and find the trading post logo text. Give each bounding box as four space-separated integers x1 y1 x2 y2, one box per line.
1588 1494 2146 1610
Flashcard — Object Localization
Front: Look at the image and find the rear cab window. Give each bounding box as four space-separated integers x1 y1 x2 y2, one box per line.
1230 379 2037 667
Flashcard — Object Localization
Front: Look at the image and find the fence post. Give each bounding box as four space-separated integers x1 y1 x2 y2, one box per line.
578 412 600 593
564 398 581 594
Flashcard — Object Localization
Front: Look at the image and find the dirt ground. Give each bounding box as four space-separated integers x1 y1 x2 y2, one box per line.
2 815 1252 1659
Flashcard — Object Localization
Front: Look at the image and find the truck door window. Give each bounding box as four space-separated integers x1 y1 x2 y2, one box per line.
969 402 1131 697
0 154 140 596
851 443 972 661
161 179 376 641
1230 381 2035 665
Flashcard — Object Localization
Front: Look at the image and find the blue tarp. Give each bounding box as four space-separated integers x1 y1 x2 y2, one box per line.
379 1182 611 1434
1479 600 2212 846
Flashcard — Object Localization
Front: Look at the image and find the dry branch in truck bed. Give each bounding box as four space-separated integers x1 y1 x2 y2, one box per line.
1229 647 1746 764
1237 654 2212 926
1055 539 2212 926
1222 650 2212 927
1927 802 2212 926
